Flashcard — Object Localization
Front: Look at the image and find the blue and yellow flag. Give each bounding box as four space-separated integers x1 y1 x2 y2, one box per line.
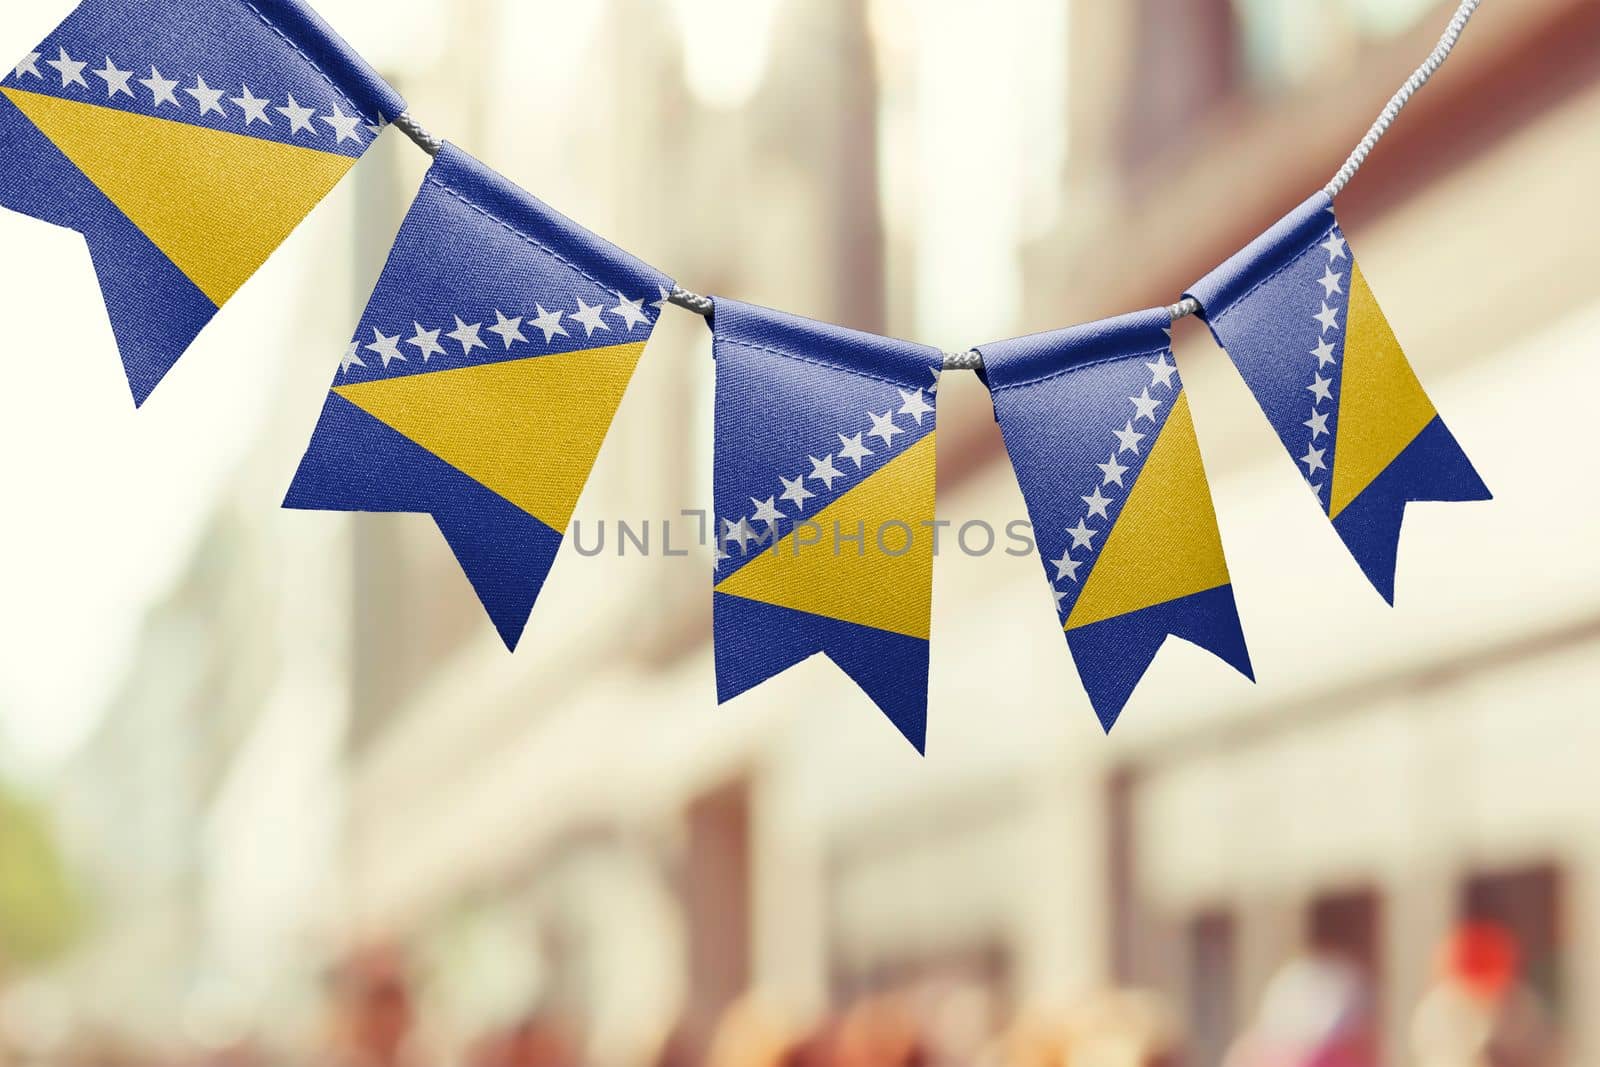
286 144 672 650
1 0 403 404
978 310 1253 731
1188 193 1491 602
710 301 943 753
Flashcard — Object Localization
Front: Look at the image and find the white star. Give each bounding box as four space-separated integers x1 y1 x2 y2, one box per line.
1114 421 1146 455
1146 354 1178 390
231 85 272 125
1082 487 1113 520
1308 373 1333 404
1066 519 1099 552
47 47 88 90
1098 454 1130 487
320 103 364 144
529 304 567 342
1321 233 1348 261
338 340 364 375
1315 303 1341 333
867 410 903 448
928 367 943 394
140 66 179 107
897 388 933 425
808 454 844 489
652 285 672 312
406 322 445 361
779 474 815 511
1053 553 1083 583
751 496 784 529
92 57 133 98
185 75 225 116
1301 445 1327 475
1319 266 1344 298
1305 409 1331 440
610 293 650 331
276 93 316 135
715 544 730 565
365 327 404 368
838 432 874 470
1311 338 1337 367
1309 482 1326 499
488 310 527 349
448 316 486 356
1129 388 1162 424
721 517 756 554
572 298 611 337
13 53 42 81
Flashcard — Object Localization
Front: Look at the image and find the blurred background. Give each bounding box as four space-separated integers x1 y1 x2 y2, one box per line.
1 0 1598 1064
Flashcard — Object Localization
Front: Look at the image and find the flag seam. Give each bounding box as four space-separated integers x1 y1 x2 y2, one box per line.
1208 222 1338 326
423 173 646 311
983 345 1173 394
238 0 377 125
715 335 932 391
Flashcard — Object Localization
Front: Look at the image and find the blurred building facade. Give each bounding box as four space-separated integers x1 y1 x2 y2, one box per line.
8 0 1600 1063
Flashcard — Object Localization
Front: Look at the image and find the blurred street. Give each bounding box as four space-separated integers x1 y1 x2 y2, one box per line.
1 0 1599 1064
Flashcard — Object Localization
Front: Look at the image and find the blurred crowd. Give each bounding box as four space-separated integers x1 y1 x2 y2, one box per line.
0 922 1559 1067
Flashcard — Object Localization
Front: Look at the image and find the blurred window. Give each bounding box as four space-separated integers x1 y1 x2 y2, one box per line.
1462 865 1565 1016
1186 910 1237 1067
681 779 753 1056
1308 887 1383 981
1121 0 1242 169
1232 0 1442 88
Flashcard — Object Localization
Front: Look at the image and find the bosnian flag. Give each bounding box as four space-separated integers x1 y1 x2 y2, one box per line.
1187 193 1490 602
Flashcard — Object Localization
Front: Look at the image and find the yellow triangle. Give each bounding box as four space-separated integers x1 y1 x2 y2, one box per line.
715 432 936 640
1328 260 1438 519
334 341 648 532
3 87 354 307
1066 393 1231 631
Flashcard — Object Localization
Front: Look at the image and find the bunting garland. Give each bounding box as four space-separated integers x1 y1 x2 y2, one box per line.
1186 193 1492 603
285 143 672 651
0 0 1496 748
976 312 1253 732
709 301 943 751
1 0 401 404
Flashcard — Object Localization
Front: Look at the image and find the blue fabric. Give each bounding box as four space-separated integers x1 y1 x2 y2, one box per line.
1331 415 1488 603
0 91 217 404
336 143 671 386
286 143 673 651
7 0 403 152
1187 193 1490 601
714 592 932 751
711 299 943 752
1 0 403 403
286 393 564 649
1065 586 1253 732
978 309 1253 730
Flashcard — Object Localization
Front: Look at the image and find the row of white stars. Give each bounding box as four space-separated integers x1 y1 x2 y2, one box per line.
717 368 944 564
1298 232 1350 497
1047 352 1179 611
12 46 373 144
340 291 657 375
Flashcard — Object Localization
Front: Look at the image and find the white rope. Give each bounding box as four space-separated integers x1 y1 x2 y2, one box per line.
1325 0 1484 198
389 1 1486 360
393 112 442 156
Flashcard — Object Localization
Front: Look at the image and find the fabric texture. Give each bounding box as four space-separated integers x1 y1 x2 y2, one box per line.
1 0 404 403
710 300 943 753
978 309 1253 731
285 142 673 651
1187 192 1490 602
